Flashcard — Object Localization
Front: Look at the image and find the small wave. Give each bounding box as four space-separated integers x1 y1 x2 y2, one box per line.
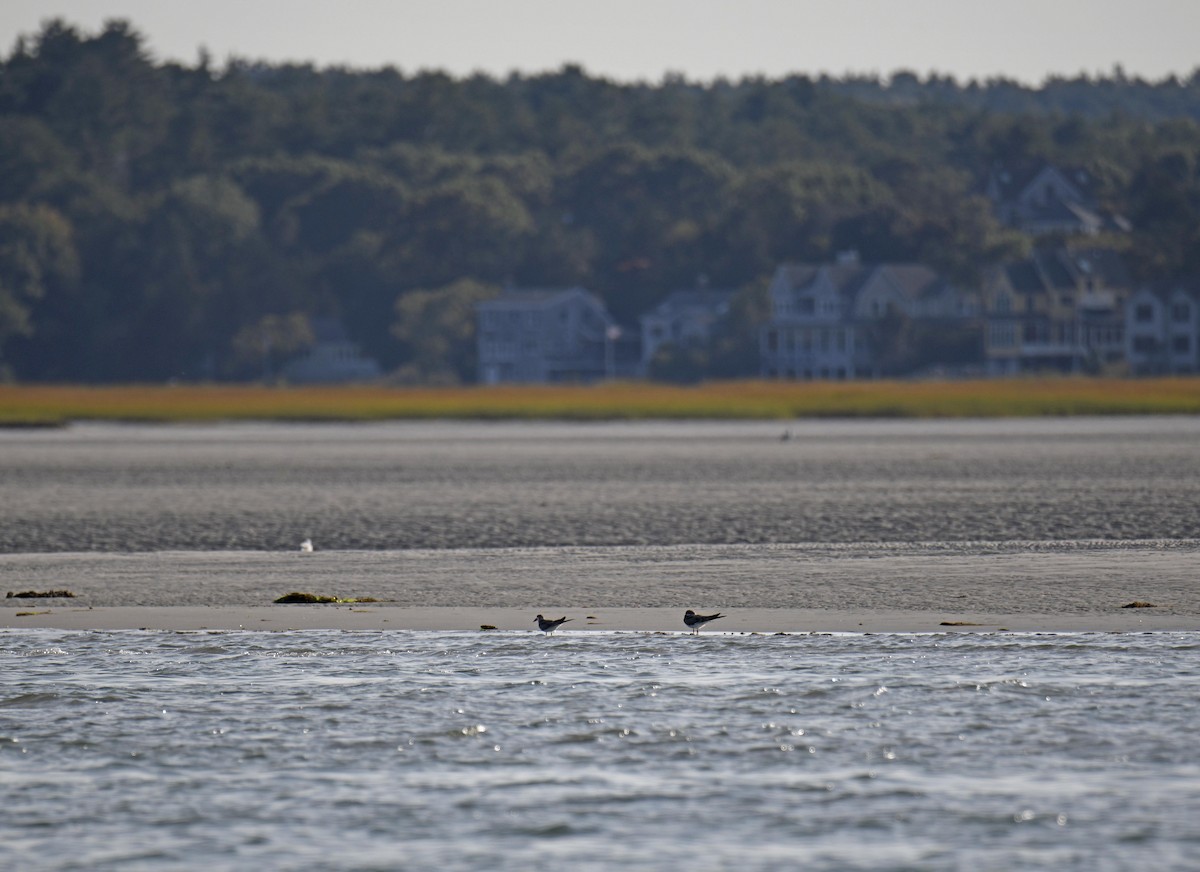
0 692 59 708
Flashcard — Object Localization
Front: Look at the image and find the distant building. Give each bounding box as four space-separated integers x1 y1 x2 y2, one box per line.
476 287 633 383
1125 280 1200 374
982 248 1131 375
987 164 1131 237
760 254 974 380
639 288 734 373
281 317 381 384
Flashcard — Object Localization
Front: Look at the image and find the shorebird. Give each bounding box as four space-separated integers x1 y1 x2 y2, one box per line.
683 609 725 635
534 614 572 635
299 538 314 553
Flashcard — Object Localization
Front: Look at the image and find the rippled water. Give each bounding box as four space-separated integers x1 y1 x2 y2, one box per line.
4 630 1199 871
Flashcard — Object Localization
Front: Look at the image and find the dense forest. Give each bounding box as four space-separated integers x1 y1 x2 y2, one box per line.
2 18 1200 382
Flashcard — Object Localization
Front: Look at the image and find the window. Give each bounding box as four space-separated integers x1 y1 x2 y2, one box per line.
1135 304 1154 323
1172 302 1192 322
1172 335 1191 353
1133 336 1157 354
990 323 1015 348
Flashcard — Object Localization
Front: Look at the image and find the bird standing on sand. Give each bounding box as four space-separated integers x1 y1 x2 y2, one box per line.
299 538 314 553
683 609 725 634
535 614 572 635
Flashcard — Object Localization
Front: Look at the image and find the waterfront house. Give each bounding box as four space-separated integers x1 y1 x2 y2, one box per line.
639 288 734 373
1125 281 1200 374
760 255 973 380
982 248 1131 375
476 286 624 383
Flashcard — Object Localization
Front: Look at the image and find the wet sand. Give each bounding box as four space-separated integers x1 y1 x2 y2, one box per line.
3 418 1200 553
3 541 1198 632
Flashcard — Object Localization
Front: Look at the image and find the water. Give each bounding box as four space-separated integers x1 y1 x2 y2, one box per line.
3 629 1199 871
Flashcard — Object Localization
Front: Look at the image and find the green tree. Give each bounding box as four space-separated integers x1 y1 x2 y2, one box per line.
385 177 534 286
0 203 79 377
228 312 315 380
390 279 500 383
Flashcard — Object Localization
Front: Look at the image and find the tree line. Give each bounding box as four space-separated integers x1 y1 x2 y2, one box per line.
2 18 1200 382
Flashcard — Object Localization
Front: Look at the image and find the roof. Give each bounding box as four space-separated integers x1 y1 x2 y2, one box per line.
647 289 734 316
775 262 946 302
309 316 351 343
1135 278 1200 301
477 286 597 310
998 248 1131 295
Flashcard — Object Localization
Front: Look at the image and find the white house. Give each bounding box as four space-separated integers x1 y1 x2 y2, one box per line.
1126 281 1200 374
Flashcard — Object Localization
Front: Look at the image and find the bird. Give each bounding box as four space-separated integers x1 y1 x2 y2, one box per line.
683 609 725 635
299 538 314 553
534 614 572 635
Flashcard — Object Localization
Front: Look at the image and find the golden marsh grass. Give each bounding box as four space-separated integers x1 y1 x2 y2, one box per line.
2 378 1200 425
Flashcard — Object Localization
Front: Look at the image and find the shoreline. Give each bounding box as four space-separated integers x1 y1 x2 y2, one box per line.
3 605 1197 634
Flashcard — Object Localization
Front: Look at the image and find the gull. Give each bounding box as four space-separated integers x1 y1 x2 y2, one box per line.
683 609 725 635
299 538 314 553
534 614 572 635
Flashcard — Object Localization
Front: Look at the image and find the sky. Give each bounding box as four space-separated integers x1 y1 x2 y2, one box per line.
2 0 1198 85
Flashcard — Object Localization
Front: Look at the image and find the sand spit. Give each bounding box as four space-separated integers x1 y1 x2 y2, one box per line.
2 541 1198 633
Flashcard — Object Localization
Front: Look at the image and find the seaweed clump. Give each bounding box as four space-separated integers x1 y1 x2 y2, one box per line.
274 592 379 604
7 590 76 599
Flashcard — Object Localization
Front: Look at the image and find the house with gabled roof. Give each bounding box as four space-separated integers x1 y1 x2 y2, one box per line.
476 286 628 383
986 164 1131 237
639 287 734 373
1126 280 1200 374
760 254 975 380
982 247 1131 374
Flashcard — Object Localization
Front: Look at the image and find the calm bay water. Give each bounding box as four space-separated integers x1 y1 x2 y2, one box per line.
4 629 1200 871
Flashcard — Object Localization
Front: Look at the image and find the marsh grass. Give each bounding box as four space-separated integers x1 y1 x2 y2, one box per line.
1 378 1199 425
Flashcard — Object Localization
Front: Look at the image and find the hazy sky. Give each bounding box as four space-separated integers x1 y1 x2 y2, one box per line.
3 0 1198 85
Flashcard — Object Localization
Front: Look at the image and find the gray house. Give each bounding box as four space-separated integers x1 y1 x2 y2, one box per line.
986 164 1131 237
476 287 622 383
760 256 971 380
639 288 734 373
1125 281 1200 374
